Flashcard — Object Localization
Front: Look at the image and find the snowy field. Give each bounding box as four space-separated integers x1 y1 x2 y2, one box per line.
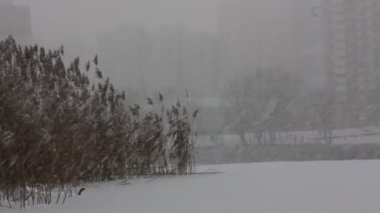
4 160 380 213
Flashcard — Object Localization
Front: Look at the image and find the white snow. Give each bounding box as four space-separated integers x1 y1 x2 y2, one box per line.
196 126 380 147
4 160 380 213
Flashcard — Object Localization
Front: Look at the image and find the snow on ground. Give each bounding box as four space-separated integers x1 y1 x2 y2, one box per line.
196 126 380 147
4 160 380 213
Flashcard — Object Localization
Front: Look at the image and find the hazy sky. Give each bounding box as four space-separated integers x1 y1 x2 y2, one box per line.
10 0 305 90
19 0 218 45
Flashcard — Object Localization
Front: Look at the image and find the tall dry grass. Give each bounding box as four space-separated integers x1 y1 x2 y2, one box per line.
0 37 197 208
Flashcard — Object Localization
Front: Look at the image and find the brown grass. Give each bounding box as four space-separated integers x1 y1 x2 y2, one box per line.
0 37 197 208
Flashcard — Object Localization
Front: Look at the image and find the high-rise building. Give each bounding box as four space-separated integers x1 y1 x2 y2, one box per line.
316 0 380 126
0 0 32 43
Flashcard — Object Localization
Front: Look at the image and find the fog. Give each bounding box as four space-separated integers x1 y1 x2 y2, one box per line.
2 0 380 162
14 0 218 92
27 0 218 44
3 1 380 210
12 0 315 94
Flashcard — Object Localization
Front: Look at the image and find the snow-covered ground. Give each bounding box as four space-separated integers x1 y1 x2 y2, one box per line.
196 126 380 147
4 160 380 213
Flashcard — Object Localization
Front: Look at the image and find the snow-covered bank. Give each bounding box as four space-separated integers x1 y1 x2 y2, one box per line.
196 126 380 148
4 160 380 213
195 143 380 164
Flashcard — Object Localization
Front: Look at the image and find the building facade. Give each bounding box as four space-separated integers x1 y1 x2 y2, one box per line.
319 0 380 126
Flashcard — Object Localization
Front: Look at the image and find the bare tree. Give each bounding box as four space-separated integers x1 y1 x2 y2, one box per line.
311 88 335 144
223 70 299 146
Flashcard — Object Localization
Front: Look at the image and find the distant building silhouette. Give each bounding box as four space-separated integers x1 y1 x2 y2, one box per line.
292 0 380 127
217 0 297 78
97 25 219 96
291 0 327 86
320 0 380 126
0 0 32 43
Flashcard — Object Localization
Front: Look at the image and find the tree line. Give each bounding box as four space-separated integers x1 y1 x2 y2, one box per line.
223 67 380 146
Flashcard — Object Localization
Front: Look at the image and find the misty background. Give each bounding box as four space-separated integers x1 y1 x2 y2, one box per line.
4 1 380 211
8 0 325 94
3 0 380 163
